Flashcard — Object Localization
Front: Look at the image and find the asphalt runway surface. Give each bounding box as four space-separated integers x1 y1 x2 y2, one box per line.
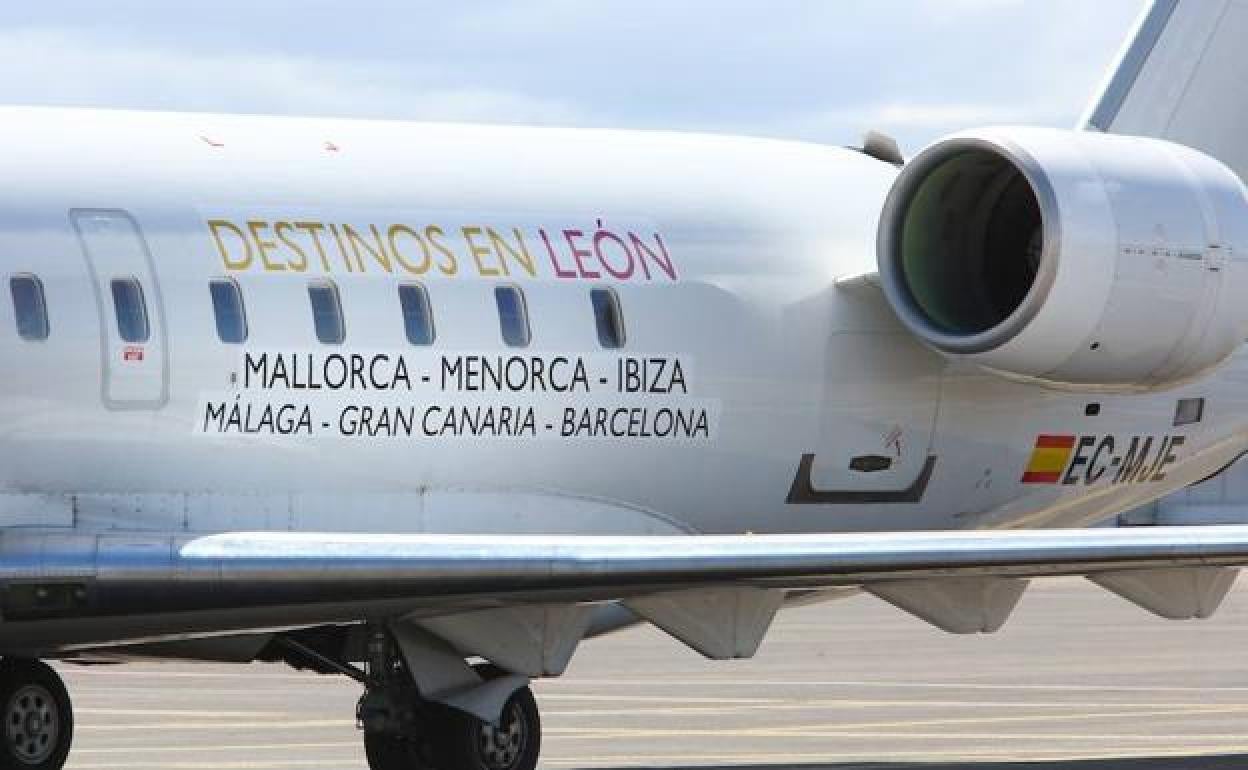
58 577 1248 769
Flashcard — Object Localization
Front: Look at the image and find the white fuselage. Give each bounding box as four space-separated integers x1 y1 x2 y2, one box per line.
0 107 1245 539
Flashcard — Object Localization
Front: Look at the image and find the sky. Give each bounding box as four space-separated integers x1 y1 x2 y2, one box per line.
0 0 1148 153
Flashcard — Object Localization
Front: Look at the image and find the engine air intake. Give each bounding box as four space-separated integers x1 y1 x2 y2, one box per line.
878 127 1248 390
897 144 1043 342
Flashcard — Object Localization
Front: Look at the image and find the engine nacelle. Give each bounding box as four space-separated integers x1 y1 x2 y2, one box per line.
877 126 1248 390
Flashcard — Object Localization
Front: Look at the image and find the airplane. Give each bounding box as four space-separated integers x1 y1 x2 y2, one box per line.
1 1 1247 768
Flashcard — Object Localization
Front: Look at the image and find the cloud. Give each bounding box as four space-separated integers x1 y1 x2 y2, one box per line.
0 1 1148 150
744 101 1058 151
0 27 583 125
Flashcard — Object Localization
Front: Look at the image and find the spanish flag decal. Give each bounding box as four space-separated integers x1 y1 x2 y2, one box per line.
1021 434 1076 483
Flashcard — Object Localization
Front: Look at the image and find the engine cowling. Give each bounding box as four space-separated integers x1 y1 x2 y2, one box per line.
877 126 1248 390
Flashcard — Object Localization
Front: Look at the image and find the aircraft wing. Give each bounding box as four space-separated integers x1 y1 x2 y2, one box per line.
11 525 1248 659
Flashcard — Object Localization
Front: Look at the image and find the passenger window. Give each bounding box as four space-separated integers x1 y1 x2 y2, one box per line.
494 286 530 347
591 287 625 348
9 275 48 341
308 281 345 344
209 278 248 344
398 283 435 345
110 278 149 343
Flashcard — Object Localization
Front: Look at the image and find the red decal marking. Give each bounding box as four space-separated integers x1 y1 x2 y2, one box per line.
1035 434 1076 449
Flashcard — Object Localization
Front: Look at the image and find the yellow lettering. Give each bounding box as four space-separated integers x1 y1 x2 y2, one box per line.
274 221 308 272
294 222 333 272
488 227 536 278
388 224 432 275
208 219 252 270
247 220 285 272
328 224 357 272
343 224 393 273
462 226 501 276
425 225 458 276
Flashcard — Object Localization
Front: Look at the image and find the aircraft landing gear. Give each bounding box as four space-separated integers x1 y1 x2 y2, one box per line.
356 630 541 770
363 685 540 770
441 684 540 770
0 659 73 770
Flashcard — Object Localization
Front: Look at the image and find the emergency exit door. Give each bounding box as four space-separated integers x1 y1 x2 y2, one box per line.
71 209 169 409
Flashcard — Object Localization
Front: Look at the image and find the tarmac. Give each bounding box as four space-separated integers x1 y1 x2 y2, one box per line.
58 577 1248 769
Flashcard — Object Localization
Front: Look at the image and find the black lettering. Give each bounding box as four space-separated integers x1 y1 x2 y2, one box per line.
369 354 389 389
441 357 462 390
1063 436 1096 485
1087 436 1114 484
243 353 266 388
324 355 347 388
270 355 289 388
669 359 687 394
392 356 411 390
1152 435 1184 481
204 401 226 431
339 405 359 435
1116 436 1154 484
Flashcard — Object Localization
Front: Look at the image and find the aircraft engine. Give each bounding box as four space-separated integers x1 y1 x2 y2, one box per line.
877 126 1248 390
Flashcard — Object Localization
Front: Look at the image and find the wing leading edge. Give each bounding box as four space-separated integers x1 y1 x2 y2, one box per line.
4 525 1248 652
174 525 1248 588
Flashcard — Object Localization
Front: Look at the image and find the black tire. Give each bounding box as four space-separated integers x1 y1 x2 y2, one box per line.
435 685 540 770
0 660 72 770
363 729 429 770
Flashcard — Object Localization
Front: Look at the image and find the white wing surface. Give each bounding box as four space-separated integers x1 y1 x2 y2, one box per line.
9 525 1248 655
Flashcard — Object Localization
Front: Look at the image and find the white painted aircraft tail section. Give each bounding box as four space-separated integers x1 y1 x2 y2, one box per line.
1084 0 1248 182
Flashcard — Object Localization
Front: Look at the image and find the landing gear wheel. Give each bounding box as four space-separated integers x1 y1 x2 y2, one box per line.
363 729 432 770
436 685 540 770
0 660 72 770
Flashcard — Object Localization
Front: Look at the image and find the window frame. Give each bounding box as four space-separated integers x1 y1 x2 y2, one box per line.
9 273 49 342
1174 397 1205 427
209 277 248 344
494 285 531 348
398 282 436 346
307 280 346 345
590 287 625 349
110 277 150 344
